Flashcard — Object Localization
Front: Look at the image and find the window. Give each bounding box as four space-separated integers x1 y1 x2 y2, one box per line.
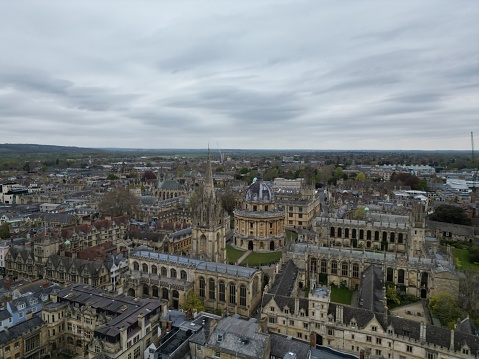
327 328 334 336
219 281 225 302
303 323 308 329
229 283 236 304
366 336 372 343
199 277 205 298
239 285 247 306
209 279 215 300
134 347 141 359
375 349 382 356
297 332 302 339
284 308 289 314
406 345 413 353
376 338 382 344
290 320 294 326
352 264 359 278
217 334 223 342
341 262 348 276
427 352 437 359
214 351 221 358
181 270 187 280
269 316 276 324
371 326 377 332
331 261 337 275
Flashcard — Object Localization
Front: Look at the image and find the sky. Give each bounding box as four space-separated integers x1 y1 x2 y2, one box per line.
0 1 478 151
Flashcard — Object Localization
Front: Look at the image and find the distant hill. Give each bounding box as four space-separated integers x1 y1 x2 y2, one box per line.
0 144 100 155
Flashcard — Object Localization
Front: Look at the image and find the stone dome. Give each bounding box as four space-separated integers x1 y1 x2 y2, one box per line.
245 176 274 202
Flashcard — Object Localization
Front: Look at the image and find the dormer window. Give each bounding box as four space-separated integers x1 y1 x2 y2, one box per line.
351 320 356 328
217 334 223 342
371 326 377 332
284 308 289 314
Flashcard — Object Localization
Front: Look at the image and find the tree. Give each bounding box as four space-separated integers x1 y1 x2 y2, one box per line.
0 223 10 239
429 293 464 328
429 204 472 225
181 290 205 312
353 207 366 220
107 174 119 180
386 284 400 306
356 172 367 181
220 191 236 215
98 187 139 216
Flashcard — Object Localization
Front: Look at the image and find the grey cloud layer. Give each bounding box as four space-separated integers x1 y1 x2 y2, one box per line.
0 0 477 150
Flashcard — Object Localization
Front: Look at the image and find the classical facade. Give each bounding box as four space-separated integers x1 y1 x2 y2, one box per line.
42 284 163 359
191 151 228 263
125 249 262 318
273 177 321 229
233 175 285 252
0 316 48 359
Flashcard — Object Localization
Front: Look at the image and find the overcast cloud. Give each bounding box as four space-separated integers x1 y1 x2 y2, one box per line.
0 1 478 150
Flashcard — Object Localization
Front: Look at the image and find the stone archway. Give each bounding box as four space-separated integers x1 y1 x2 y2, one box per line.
127 288 135 297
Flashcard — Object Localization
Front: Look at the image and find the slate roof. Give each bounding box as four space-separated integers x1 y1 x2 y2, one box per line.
0 316 44 345
270 333 311 358
269 259 298 296
207 316 269 359
358 264 385 313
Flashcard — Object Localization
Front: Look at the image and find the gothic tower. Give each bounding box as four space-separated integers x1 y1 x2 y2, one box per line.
191 149 228 263
408 198 427 258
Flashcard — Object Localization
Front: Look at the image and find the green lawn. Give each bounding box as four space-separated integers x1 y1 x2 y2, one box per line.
243 251 283 266
452 248 479 271
286 230 298 240
226 245 246 264
330 286 353 305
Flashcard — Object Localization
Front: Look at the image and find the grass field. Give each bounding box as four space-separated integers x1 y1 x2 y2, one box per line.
226 245 246 264
286 230 298 240
243 251 283 266
452 248 479 271
330 286 353 305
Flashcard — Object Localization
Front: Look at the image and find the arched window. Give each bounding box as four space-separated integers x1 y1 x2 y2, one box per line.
240 285 247 306
170 268 177 278
161 267 167 276
151 265 157 274
387 268 394 282
209 279 215 300
199 277 205 298
398 233 403 244
219 281 226 302
352 229 357 239
337 227 342 238
374 231 379 241
180 270 187 280
390 232 396 243
359 230 364 240
310 258 317 273
229 282 236 304
142 263 148 273
330 227 335 237
345 228 349 238
398 269 405 284
133 262 139 271
162 287 169 300
252 276 259 296
367 230 372 241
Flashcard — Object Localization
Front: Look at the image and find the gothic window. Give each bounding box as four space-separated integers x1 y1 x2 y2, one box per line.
209 279 215 300
398 269 405 284
219 281 226 302
398 233 403 244
142 263 148 273
359 230 364 240
180 270 187 280
229 282 236 304
337 228 342 238
390 232 395 243
367 230 372 241
170 269 177 278
352 263 359 278
161 267 167 276
330 227 335 237
199 277 205 298
374 231 379 241
310 258 317 273
345 228 349 238
331 261 338 275
352 229 357 239
133 262 139 271
151 265 157 274
240 285 247 306
341 262 348 276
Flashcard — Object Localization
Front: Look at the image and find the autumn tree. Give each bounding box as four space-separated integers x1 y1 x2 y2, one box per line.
356 172 367 181
429 293 464 328
98 186 139 216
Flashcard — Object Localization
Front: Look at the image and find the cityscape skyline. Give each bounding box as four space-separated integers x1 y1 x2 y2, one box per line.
1 1 478 150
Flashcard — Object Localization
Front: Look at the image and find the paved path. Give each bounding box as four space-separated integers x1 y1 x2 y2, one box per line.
237 250 252 265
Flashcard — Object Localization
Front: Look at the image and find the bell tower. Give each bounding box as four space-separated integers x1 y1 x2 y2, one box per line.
191 148 227 263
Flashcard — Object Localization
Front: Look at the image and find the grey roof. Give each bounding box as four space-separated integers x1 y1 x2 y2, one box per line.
207 316 269 359
269 260 298 297
0 316 44 345
132 250 259 279
270 333 311 359
357 265 385 313
0 309 12 321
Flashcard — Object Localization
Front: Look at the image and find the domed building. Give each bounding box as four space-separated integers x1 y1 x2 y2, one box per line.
233 174 285 252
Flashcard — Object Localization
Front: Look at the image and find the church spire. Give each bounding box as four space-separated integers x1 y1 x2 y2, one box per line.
204 145 215 199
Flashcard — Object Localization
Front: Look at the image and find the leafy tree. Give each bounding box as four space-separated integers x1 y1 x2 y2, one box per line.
429 293 464 328
220 191 236 215
181 290 205 312
215 167 224 173
0 223 11 239
239 167 249 175
386 284 400 306
98 187 139 216
356 172 367 181
353 207 366 220
429 204 472 225
107 174 119 180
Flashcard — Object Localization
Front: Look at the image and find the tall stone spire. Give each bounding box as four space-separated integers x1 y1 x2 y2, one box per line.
204 145 215 199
